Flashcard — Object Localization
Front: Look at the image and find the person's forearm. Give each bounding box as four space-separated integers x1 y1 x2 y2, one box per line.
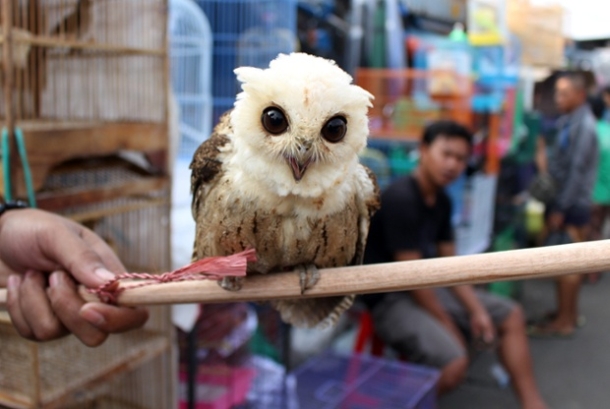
434 247 484 317
412 288 466 347
451 285 486 315
411 289 453 324
536 136 548 173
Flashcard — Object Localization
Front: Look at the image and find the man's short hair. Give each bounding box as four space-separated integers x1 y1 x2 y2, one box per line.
557 72 587 92
422 120 473 148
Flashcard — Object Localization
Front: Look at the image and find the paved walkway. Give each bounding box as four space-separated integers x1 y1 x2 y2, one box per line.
441 275 610 409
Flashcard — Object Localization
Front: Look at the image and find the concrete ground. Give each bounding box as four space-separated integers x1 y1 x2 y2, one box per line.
440 275 610 409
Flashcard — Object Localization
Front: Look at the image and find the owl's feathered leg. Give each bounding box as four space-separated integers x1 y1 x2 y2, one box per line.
218 276 243 291
297 264 320 295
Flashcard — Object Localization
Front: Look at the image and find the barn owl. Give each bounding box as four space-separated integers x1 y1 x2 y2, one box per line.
190 53 380 328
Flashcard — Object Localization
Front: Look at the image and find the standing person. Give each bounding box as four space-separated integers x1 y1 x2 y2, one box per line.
530 73 599 337
603 85 610 123
362 121 548 409
590 87 610 244
581 88 610 284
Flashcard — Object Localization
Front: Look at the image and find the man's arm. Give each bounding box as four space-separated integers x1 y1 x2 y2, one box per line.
395 250 456 328
536 135 548 173
438 243 495 343
381 186 464 344
438 243 486 314
556 124 598 212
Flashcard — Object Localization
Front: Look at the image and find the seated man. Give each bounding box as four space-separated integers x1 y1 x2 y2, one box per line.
362 121 547 409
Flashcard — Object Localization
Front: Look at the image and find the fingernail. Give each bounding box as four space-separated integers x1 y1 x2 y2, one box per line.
49 272 61 288
94 268 115 282
7 275 20 290
80 306 106 327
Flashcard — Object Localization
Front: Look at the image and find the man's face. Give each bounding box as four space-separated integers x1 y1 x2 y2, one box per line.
555 78 583 113
420 135 470 187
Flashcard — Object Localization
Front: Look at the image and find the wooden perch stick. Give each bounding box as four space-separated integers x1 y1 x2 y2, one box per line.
1 240 609 307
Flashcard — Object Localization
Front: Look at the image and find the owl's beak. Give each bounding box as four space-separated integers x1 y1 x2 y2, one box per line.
287 156 312 182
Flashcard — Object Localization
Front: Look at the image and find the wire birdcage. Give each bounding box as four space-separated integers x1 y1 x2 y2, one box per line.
0 0 170 200
195 0 298 124
169 0 213 159
0 1 176 408
1 0 167 121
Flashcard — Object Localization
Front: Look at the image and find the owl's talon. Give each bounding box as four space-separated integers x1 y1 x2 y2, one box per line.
218 276 243 291
298 264 320 295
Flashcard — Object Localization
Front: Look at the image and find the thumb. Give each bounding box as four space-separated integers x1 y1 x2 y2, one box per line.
43 227 116 288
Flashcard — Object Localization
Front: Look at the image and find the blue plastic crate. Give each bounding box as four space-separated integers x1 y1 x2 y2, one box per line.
292 351 440 409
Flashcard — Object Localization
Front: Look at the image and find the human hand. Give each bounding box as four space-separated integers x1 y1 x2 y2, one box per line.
548 212 564 231
470 310 495 348
0 209 149 346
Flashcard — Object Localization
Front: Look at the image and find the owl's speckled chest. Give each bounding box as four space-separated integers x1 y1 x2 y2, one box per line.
193 178 360 274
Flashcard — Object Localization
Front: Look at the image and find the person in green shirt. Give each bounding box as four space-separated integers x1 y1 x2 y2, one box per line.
589 87 610 256
593 120 610 203
594 87 610 205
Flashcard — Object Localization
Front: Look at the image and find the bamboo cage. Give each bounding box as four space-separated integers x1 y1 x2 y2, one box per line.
0 1 176 408
0 0 170 201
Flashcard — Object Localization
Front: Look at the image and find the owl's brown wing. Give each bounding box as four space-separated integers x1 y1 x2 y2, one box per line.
351 165 381 266
190 112 232 217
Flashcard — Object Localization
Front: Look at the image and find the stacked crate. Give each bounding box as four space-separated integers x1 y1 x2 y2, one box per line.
0 1 175 408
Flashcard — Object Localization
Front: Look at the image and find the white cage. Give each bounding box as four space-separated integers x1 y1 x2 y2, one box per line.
169 0 213 159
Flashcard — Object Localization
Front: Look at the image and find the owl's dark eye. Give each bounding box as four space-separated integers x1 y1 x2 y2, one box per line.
261 107 289 135
321 116 347 143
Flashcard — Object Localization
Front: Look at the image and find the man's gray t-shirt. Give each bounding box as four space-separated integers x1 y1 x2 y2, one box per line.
548 104 599 212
